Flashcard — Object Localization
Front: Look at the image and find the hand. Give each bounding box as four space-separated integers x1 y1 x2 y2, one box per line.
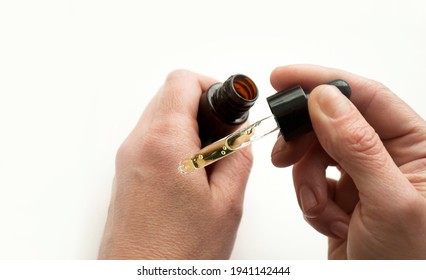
270 65 426 259
98 70 253 259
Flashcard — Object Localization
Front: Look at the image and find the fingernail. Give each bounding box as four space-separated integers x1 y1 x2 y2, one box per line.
271 135 286 156
299 185 318 214
330 221 349 239
317 85 352 119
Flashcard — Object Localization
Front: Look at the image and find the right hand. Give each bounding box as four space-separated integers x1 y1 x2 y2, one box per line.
270 65 426 259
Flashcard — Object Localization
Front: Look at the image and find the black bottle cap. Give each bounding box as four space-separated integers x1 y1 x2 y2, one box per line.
266 79 351 141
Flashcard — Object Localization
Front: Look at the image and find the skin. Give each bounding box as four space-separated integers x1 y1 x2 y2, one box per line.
98 70 253 259
99 65 426 260
270 65 426 259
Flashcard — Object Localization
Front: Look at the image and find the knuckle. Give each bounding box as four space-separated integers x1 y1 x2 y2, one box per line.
165 69 193 83
115 137 135 166
141 121 175 150
161 69 199 114
363 79 391 98
216 186 245 223
211 188 244 223
150 114 186 139
238 147 254 171
346 123 382 156
115 115 185 167
358 78 393 111
330 116 391 171
226 200 244 222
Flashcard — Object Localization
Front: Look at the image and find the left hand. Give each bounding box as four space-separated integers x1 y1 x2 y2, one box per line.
98 70 253 259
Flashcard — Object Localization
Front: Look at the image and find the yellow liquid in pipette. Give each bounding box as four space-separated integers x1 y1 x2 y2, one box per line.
178 116 278 174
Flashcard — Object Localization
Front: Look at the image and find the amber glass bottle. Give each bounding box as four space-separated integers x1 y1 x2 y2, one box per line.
197 74 258 146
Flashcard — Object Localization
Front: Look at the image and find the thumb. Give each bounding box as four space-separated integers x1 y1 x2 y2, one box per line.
308 85 412 205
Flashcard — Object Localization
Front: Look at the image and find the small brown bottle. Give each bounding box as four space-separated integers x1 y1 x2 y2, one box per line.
197 74 258 146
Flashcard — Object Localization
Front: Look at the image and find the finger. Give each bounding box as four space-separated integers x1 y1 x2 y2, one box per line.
271 132 316 167
155 69 218 119
131 69 216 135
129 70 218 152
120 70 219 173
270 64 424 141
134 69 217 137
304 200 350 240
308 84 415 206
294 146 351 239
334 173 359 215
293 142 335 217
209 144 253 207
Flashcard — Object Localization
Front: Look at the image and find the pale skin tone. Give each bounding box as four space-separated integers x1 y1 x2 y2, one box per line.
99 65 426 259
98 70 253 259
271 65 426 259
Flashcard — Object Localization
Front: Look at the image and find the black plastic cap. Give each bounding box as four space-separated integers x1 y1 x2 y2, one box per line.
328 79 351 99
267 80 351 141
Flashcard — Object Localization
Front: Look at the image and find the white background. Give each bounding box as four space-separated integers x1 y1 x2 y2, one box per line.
1 0 425 259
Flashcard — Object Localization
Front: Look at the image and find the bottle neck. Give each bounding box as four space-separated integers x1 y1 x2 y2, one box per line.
210 74 258 123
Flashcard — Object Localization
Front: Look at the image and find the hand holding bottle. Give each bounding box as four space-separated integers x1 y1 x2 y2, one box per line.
98 70 253 259
271 65 426 259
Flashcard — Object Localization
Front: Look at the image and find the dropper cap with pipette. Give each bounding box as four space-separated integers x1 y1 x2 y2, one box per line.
178 79 351 174
267 79 351 141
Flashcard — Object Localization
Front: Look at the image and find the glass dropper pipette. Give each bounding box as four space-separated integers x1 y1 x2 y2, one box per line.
178 115 278 174
179 79 351 174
